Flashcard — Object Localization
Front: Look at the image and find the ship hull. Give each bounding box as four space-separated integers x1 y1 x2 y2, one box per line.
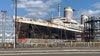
15 22 80 42
14 16 82 43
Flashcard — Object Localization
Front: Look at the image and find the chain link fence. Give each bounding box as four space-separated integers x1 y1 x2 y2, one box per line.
1 40 100 48
15 41 100 48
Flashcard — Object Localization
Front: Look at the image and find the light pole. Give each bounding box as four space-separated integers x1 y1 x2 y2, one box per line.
1 11 6 48
13 0 17 48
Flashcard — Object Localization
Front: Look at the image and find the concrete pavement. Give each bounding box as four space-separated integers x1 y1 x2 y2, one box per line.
0 48 100 56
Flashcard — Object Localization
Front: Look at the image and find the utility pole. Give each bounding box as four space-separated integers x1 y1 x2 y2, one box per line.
1 11 6 48
13 0 17 48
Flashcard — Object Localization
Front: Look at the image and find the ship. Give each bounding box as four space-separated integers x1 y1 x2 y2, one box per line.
14 6 84 43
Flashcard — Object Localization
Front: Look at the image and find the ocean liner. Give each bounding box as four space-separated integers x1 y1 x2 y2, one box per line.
14 6 84 43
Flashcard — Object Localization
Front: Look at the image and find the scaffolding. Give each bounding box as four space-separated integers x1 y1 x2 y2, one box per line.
84 17 100 42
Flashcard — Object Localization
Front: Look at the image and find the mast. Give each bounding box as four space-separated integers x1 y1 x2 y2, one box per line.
58 3 61 18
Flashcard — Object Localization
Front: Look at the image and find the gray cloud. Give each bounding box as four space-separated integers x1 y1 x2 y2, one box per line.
93 2 100 8
17 0 62 19
74 2 100 22
82 10 100 16
74 9 100 23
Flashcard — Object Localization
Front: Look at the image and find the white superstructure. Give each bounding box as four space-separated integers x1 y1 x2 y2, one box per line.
15 16 83 32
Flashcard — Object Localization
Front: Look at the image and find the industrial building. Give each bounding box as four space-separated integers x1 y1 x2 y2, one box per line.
84 17 100 42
